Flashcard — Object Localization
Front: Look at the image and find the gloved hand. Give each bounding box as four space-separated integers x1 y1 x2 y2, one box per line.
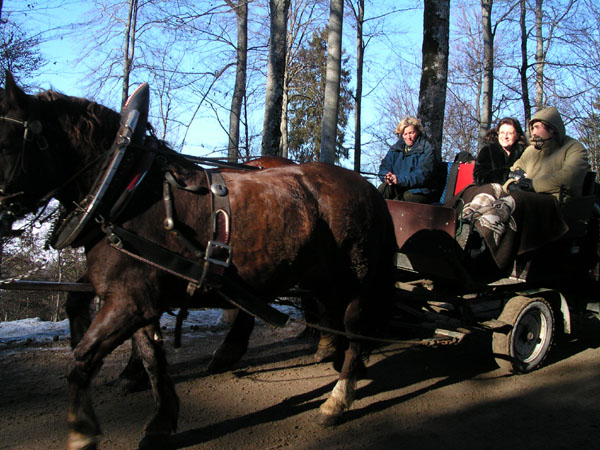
508 168 526 181
508 177 534 193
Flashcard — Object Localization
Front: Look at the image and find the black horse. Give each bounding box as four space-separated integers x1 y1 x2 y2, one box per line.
0 73 395 449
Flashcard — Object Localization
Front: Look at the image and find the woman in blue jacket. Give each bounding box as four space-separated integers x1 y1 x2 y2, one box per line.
378 116 438 203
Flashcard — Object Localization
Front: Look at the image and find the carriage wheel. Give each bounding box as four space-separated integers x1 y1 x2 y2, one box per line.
492 296 554 374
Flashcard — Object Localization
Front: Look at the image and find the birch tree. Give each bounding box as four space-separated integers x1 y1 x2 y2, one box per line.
319 0 343 164
225 0 248 162
287 28 352 162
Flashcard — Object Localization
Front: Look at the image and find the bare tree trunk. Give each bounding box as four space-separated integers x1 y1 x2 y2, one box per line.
479 0 494 147
535 0 544 109
262 0 291 156
243 94 250 159
280 82 289 158
417 0 450 160
280 20 291 160
352 0 365 173
226 0 248 163
122 0 138 107
320 0 344 164
519 0 532 123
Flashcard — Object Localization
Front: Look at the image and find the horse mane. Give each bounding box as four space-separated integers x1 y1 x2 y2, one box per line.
36 90 122 160
34 90 181 164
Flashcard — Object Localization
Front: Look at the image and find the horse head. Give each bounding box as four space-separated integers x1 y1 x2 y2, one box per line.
0 72 120 237
0 72 48 235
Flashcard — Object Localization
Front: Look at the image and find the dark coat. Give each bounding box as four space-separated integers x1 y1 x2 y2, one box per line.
378 135 437 195
474 141 525 185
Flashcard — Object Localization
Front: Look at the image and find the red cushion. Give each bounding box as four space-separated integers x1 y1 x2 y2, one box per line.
454 163 474 195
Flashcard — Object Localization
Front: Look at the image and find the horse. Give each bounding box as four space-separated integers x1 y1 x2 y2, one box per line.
72 156 310 393
0 72 396 449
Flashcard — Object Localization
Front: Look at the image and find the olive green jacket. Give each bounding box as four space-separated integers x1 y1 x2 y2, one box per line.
506 107 588 200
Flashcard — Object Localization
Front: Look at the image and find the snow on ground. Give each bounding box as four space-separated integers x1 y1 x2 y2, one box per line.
0 305 300 346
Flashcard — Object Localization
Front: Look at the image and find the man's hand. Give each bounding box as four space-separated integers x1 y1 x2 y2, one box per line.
508 177 534 193
508 168 527 181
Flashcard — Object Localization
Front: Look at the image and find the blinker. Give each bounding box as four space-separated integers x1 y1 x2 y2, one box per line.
27 120 43 135
211 183 228 197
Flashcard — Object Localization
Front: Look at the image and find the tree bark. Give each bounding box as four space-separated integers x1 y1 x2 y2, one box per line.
417 0 450 161
535 0 544 109
479 0 493 147
352 0 365 173
122 0 138 107
320 0 344 164
519 0 532 123
226 0 248 163
262 0 291 156
280 81 289 158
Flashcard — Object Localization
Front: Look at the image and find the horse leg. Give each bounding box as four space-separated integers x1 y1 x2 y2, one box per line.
208 308 255 373
66 302 158 450
316 296 366 427
113 322 162 393
65 273 94 349
134 326 179 450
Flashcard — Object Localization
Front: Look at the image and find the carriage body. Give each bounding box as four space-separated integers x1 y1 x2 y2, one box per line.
385 165 600 374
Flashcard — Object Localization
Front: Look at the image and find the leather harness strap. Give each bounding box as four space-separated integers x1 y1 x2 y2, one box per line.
103 222 289 328
204 170 233 270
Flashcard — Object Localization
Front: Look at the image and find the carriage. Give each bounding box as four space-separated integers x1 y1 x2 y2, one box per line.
1 74 599 449
384 165 600 374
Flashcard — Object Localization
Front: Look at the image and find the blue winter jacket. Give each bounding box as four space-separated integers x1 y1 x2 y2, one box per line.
378 135 437 195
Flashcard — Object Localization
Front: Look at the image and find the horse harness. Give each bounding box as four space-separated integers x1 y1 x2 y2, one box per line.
68 85 288 327
98 156 288 327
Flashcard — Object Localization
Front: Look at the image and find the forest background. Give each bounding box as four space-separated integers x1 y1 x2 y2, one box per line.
1 0 600 321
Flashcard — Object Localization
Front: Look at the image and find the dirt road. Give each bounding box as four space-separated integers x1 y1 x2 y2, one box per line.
1 318 599 450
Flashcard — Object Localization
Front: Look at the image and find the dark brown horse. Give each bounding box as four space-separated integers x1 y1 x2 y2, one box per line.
0 73 396 449
86 156 303 392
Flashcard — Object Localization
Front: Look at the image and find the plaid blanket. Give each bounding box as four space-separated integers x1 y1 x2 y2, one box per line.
456 184 569 269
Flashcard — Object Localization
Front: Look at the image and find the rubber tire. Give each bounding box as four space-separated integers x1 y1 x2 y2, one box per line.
492 296 554 374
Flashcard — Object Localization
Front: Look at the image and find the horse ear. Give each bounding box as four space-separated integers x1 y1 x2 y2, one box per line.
4 71 28 111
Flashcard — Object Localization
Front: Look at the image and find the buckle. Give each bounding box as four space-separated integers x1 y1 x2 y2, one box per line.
205 240 233 267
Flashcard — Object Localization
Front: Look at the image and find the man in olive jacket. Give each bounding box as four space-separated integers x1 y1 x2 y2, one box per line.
504 107 588 201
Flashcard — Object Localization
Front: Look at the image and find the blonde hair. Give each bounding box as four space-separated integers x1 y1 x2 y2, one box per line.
395 116 423 136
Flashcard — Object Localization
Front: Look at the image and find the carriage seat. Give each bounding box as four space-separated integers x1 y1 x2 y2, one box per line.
436 161 475 205
560 172 598 240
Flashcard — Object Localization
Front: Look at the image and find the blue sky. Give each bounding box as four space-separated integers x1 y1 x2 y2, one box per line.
11 1 424 167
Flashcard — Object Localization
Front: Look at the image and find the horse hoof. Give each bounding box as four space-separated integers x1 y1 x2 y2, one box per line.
316 412 341 427
208 343 247 373
139 433 171 450
67 433 98 450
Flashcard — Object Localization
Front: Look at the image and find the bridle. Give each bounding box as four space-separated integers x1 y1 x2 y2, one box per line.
0 115 48 153
0 114 49 226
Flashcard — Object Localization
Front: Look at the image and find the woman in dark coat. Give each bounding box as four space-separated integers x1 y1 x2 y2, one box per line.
378 116 438 203
474 117 527 185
